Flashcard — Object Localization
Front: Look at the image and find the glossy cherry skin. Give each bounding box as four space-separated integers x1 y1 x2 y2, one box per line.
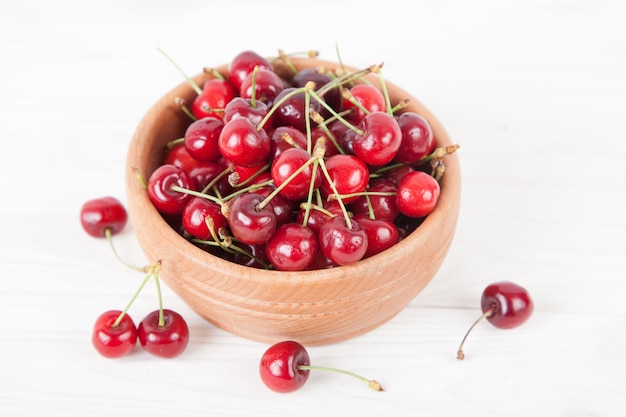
228 192 277 245
352 111 402 166
394 112 435 164
80 196 128 238
266 223 318 271
396 171 440 218
350 178 399 222
353 214 399 258
272 87 321 132
318 216 368 265
270 126 308 158
183 116 225 162
92 310 137 358
320 154 370 204
138 309 189 358
271 148 321 201
164 143 200 175
239 67 285 106
259 340 311 393
182 197 228 240
191 78 237 120
292 67 342 112
218 117 271 167
223 97 273 133
482 281 534 329
147 164 195 215
343 84 386 123
227 50 273 92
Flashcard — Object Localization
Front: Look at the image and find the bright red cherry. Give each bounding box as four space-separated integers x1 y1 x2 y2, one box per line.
218 118 271 167
394 112 435 164
191 78 237 120
239 67 285 106
260 340 311 393
138 309 190 358
318 216 368 266
228 192 277 245
266 223 318 271
270 126 308 158
271 148 321 201
396 171 440 218
227 50 273 92
352 111 402 166
147 164 195 215
353 215 399 258
223 97 273 133
457 281 534 360
183 116 225 162
320 154 369 203
92 310 137 358
80 196 128 238
182 197 228 240
343 84 386 123
164 142 200 175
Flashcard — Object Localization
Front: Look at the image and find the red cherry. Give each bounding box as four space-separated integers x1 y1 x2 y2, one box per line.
292 67 341 113
183 116 225 162
147 164 195 215
266 223 318 271
228 192 277 245
320 154 369 203
188 161 231 195
218 118 271 167
273 87 321 132
138 309 190 358
254 187 296 226
80 196 128 238
353 214 399 258
239 67 285 106
259 340 311 393
352 111 402 166
270 148 321 201
92 310 137 358
163 143 200 175
318 216 368 266
227 50 273 92
182 197 228 240
396 171 440 218
350 178 398 222
343 84 386 123
223 97 273 133
393 112 435 164
457 281 534 360
191 78 237 120
270 126 308 158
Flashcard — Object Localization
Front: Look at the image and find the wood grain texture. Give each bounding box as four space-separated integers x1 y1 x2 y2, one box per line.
125 57 461 345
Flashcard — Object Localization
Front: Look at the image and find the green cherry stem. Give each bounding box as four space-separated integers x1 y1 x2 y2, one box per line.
104 228 147 273
157 47 202 96
112 262 161 328
296 364 384 392
153 270 165 327
317 155 353 230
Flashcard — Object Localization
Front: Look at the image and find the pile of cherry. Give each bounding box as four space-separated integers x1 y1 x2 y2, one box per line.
146 49 455 271
79 49 535 394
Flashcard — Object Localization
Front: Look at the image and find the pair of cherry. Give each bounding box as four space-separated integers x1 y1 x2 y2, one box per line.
81 196 189 359
260 280 534 393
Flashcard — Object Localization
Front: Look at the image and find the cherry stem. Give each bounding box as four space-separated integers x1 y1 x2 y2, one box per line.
170 185 223 205
297 365 384 392
112 262 161 328
202 66 225 81
201 165 233 195
104 228 147 273
131 168 148 190
308 90 363 135
257 85 308 132
317 157 353 230
374 67 394 117
157 47 202 96
174 97 198 121
456 306 496 361
327 190 396 202
301 158 321 227
153 271 165 327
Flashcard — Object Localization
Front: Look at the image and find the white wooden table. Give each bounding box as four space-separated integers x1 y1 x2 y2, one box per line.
1 1 624 416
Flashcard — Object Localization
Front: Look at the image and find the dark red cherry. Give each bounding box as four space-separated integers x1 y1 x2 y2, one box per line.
350 178 399 222
292 67 341 112
271 148 321 201
239 67 285 106
260 340 310 393
396 171 440 218
188 161 231 195
183 116 225 162
80 196 128 238
320 154 369 203
147 164 195 215
270 126 308 158
218 118 271 167
254 187 296 226
318 216 368 266
352 111 402 166
191 78 237 120
457 281 534 360
228 192 277 245
227 50 273 92
164 142 201 175
266 223 318 271
273 87 322 132
223 97 273 133
393 112 435 164
138 309 189 359
182 197 228 240
353 214 399 258
92 310 137 358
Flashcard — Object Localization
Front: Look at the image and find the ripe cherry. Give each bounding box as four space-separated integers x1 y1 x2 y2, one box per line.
164 142 201 175
218 117 271 167
228 192 277 245
396 171 440 218
138 309 190 358
182 197 228 240
223 97 273 133
343 84 386 123
92 310 137 358
320 154 369 204
270 147 321 201
353 214 399 258
272 87 321 132
457 281 534 360
80 196 128 238
352 111 402 166
270 126 308 158
191 78 237 120
350 178 399 222
259 340 383 393
227 50 273 92
239 67 285 106
147 164 195 215
183 116 225 162
393 112 435 164
266 223 318 271
318 216 368 266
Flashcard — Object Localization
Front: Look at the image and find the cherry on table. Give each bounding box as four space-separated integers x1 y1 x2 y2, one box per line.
80 196 128 238
138 309 190 359
457 281 534 360
259 340 383 393
92 310 137 359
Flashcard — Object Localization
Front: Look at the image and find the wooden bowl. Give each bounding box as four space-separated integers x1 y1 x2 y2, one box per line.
125 57 461 345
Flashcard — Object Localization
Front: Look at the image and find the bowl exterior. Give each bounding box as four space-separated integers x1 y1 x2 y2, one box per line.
126 57 461 345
